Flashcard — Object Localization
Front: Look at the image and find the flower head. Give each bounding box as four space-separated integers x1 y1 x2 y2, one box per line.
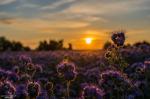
19 55 32 66
15 84 28 99
0 81 16 96
27 82 41 98
99 70 132 97
81 84 104 99
111 31 125 46
57 60 77 81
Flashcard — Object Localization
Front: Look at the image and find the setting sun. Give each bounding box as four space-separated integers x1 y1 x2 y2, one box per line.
85 38 93 44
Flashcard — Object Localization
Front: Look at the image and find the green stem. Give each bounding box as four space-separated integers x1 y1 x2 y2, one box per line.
67 81 70 99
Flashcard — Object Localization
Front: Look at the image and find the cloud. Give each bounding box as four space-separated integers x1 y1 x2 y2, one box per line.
0 0 16 5
0 18 90 33
0 17 14 24
59 0 150 16
41 0 76 10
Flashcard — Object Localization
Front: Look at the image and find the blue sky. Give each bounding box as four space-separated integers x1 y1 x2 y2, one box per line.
0 0 150 49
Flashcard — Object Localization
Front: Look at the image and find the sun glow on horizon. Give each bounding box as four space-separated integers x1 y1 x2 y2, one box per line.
85 38 93 44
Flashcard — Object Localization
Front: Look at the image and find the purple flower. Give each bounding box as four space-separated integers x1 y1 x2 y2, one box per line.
84 67 100 84
125 62 145 81
0 81 16 96
53 84 65 98
81 84 104 99
99 70 132 97
15 84 28 99
45 82 53 97
7 71 19 83
12 66 20 74
144 59 150 69
0 69 8 81
111 31 125 46
19 55 32 66
57 60 77 81
27 82 41 98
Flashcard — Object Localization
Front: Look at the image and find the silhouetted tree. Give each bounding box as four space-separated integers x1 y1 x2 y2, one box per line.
11 41 23 51
36 39 64 51
0 37 12 51
37 40 49 51
68 43 73 50
0 36 31 51
49 40 63 51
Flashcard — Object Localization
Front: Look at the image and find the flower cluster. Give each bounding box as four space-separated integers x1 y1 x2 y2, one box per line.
57 60 77 81
99 70 132 98
111 31 125 46
27 82 41 98
0 81 16 97
81 84 104 99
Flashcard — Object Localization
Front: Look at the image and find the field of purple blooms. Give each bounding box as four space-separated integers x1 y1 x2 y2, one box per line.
0 32 150 99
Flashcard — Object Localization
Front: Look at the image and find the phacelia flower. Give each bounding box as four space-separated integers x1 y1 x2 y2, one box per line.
57 60 77 81
125 62 145 81
45 82 53 97
111 31 125 46
99 70 132 98
0 81 16 96
19 55 32 66
27 82 41 98
81 84 104 99
14 84 28 99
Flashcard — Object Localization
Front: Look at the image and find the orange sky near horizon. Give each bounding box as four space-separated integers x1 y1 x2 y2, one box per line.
0 0 150 49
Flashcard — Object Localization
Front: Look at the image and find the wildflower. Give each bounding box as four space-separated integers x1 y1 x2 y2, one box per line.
14 84 28 99
53 84 65 98
111 31 125 46
45 82 53 98
12 66 20 74
0 69 8 81
125 62 145 81
19 55 32 66
57 60 77 98
57 60 77 81
27 82 41 99
81 84 104 99
0 81 16 97
99 70 132 98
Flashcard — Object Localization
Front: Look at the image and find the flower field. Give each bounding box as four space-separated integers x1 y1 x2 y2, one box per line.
0 32 150 99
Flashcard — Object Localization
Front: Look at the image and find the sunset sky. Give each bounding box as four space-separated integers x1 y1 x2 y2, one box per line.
0 0 150 49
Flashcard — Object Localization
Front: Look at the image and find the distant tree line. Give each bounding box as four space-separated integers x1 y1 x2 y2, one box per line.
0 36 72 51
103 41 150 49
36 40 72 51
0 37 30 51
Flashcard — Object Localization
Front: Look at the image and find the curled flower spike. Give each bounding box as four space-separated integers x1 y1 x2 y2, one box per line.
81 84 104 99
57 60 77 81
0 81 16 96
0 69 8 81
111 31 125 46
144 59 150 69
27 82 41 98
12 66 20 74
99 70 132 98
19 55 32 66
15 84 28 99
125 62 146 81
45 82 54 97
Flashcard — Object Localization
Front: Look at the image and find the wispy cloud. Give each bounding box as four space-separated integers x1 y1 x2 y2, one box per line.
41 0 76 10
0 0 149 49
0 0 16 5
